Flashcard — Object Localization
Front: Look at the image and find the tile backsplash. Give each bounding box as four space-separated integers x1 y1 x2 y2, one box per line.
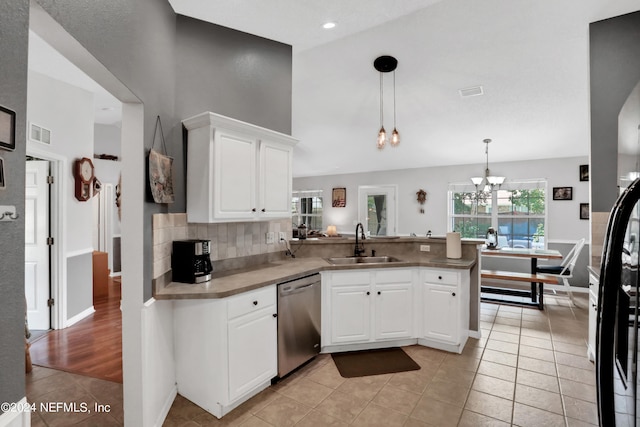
152 213 291 280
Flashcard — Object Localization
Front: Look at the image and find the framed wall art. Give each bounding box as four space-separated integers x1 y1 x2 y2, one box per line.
579 164 589 182
332 187 346 207
552 187 573 200
0 105 16 151
580 203 589 220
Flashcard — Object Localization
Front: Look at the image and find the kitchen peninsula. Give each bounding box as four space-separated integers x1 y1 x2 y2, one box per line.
153 220 482 419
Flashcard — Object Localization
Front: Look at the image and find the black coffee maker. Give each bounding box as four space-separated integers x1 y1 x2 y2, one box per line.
172 239 213 283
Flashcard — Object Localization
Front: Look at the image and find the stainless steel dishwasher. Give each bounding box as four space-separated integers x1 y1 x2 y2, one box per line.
277 273 321 378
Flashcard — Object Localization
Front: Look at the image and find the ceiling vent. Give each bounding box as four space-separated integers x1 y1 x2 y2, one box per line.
459 86 484 98
30 123 51 144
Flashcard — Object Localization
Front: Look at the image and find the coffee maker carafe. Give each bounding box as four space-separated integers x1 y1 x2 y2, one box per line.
172 239 213 283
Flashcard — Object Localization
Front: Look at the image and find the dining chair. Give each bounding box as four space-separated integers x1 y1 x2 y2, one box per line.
535 238 586 304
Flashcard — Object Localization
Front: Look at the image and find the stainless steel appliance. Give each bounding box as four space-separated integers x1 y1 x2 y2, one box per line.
597 178 640 426
171 239 213 283
277 273 321 378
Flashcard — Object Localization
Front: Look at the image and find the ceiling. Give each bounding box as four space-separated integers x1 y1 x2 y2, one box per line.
29 1 640 177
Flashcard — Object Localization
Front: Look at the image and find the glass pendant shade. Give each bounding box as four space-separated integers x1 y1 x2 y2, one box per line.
487 176 505 186
391 128 400 146
377 127 387 149
470 177 484 186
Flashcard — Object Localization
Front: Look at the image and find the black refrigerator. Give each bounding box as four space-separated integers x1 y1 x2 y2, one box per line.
597 178 640 426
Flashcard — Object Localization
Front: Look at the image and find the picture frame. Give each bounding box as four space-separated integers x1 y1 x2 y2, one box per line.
552 186 573 200
0 156 5 189
0 105 16 151
332 187 346 207
580 203 589 220
579 164 589 182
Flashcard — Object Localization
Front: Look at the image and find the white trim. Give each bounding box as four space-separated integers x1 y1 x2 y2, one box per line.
468 330 482 339
357 184 398 236
152 386 177 427
65 306 95 327
65 247 94 258
0 397 31 427
25 147 67 331
547 239 591 245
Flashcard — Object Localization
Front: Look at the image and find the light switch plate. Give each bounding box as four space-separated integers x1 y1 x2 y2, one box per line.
420 245 430 252
266 232 275 244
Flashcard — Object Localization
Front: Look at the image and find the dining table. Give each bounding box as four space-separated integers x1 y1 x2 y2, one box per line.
480 247 563 308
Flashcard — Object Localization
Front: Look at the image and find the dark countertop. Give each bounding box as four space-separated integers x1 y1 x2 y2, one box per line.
155 256 477 300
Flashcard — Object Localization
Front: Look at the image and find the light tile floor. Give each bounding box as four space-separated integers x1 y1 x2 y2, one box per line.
26 294 596 426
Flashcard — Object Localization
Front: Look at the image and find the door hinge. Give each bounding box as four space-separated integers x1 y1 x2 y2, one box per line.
47 237 54 246
47 175 54 184
47 298 54 307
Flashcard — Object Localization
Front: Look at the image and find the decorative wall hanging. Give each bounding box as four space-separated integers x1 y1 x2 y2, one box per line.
148 115 175 204
579 164 589 181
552 187 573 200
332 187 346 207
580 203 589 220
74 157 95 201
416 189 427 213
0 105 16 151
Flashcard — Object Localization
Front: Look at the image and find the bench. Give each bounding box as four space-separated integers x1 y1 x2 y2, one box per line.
480 269 559 309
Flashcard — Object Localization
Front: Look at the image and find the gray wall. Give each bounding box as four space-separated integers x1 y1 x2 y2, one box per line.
67 253 93 319
590 11 640 212
0 0 29 410
1 0 292 412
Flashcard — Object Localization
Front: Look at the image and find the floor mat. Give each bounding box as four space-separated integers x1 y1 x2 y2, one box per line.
331 347 420 378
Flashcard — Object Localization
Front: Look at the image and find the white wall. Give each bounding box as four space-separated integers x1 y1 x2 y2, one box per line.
27 70 95 254
294 156 590 243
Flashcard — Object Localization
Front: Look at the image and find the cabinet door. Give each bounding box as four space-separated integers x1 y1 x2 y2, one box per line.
259 140 292 218
228 308 277 401
214 130 257 219
422 283 459 344
331 285 371 344
374 284 414 340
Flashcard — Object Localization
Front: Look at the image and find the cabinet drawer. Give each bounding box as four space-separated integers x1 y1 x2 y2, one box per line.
227 285 276 319
330 271 372 286
423 269 459 286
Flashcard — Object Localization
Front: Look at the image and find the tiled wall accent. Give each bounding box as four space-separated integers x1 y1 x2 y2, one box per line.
591 211 609 269
152 213 292 280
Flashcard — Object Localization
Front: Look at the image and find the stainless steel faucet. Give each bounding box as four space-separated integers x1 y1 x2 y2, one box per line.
354 223 366 257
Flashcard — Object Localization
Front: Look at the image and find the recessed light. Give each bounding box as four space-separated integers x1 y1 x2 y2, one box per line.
322 22 336 29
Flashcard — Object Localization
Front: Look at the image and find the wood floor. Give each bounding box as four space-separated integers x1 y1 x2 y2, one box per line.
29 277 123 383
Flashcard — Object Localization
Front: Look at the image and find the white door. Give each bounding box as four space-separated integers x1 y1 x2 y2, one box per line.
25 160 50 330
422 283 459 344
331 285 371 343
227 308 277 401
358 185 397 236
259 140 292 218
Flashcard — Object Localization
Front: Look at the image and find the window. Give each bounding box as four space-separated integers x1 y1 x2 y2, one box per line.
292 190 323 231
449 180 547 249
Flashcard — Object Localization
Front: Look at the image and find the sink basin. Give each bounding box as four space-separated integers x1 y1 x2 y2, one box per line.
327 256 404 265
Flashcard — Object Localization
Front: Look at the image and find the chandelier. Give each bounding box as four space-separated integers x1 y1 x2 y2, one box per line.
471 139 505 192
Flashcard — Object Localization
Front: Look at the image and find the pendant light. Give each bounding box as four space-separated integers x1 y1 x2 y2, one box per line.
471 139 505 192
374 55 399 149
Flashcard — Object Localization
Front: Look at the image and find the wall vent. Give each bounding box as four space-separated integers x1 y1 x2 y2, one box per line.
459 86 484 98
30 123 51 144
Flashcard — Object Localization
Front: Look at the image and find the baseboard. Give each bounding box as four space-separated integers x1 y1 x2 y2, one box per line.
468 329 482 339
0 398 31 427
152 385 177 427
65 306 95 327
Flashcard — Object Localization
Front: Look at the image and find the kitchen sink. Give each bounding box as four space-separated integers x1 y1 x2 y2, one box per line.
326 256 404 265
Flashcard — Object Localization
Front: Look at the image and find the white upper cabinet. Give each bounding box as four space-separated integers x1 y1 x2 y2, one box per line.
183 112 297 222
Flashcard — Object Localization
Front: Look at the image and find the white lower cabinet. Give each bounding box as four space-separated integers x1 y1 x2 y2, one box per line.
323 269 415 348
420 268 469 353
173 285 277 418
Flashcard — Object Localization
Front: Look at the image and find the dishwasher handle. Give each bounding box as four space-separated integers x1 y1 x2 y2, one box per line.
279 281 319 296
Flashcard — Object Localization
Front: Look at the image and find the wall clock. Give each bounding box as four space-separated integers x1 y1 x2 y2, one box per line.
74 157 94 201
